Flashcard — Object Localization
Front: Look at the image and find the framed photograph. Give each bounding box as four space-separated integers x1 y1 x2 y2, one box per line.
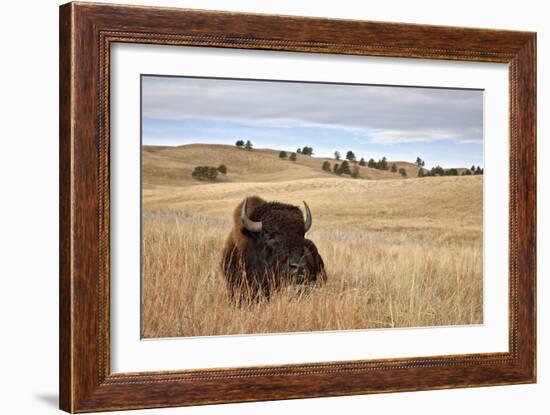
59 2 536 412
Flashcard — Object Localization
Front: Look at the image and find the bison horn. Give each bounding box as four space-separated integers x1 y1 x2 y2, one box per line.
241 198 262 232
303 201 312 233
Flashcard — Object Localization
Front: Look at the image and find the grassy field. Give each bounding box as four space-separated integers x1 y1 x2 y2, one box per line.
141 144 483 338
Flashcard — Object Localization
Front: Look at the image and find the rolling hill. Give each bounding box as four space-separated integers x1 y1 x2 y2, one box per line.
142 144 429 187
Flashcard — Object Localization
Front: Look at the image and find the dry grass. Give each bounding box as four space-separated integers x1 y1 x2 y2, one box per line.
141 145 483 338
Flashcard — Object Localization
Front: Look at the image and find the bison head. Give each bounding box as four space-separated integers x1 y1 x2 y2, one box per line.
239 198 320 285
219 196 326 304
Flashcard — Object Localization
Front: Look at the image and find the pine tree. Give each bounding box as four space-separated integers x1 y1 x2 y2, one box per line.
322 161 331 172
300 146 313 156
235 140 244 148
244 140 253 150
334 151 341 160
359 158 366 166
339 160 351 175
346 150 356 163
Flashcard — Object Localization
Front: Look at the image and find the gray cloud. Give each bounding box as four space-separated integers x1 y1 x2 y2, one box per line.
142 76 483 143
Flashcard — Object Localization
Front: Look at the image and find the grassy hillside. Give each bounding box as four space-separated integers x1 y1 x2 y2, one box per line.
140 144 483 338
142 144 425 187
142 174 482 242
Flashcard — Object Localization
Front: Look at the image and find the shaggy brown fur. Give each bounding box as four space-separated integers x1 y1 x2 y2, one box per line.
227 195 266 254
221 196 326 303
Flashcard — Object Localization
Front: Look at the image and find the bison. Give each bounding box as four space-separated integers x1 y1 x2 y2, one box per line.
221 196 326 302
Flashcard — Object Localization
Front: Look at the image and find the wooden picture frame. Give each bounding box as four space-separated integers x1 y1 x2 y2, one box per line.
59 2 536 412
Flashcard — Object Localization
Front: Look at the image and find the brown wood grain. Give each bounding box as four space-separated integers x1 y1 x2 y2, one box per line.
59 2 537 412
59 3 73 411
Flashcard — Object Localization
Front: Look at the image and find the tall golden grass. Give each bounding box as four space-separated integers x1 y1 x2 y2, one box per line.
141 210 482 338
141 146 483 338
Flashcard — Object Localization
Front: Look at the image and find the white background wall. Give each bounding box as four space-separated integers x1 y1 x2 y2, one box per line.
0 1 546 414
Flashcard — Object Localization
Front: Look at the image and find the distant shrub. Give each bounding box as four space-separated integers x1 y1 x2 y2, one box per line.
192 166 218 181
359 158 366 166
235 140 244 148
289 152 297 161
430 165 445 176
322 161 331 172
474 166 483 175
296 148 302 154
424 166 461 177
350 165 360 178
279 151 288 159
398 168 407 177
217 164 227 174
391 163 398 173
368 158 376 168
209 167 218 179
244 140 253 150
333 163 340 175
191 166 205 179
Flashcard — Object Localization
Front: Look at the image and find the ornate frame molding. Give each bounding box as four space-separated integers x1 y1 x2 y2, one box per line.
60 2 536 412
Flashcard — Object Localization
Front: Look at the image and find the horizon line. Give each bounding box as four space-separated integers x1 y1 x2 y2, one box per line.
141 142 484 169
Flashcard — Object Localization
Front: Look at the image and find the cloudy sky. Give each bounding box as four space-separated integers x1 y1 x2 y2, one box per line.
142 75 483 168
